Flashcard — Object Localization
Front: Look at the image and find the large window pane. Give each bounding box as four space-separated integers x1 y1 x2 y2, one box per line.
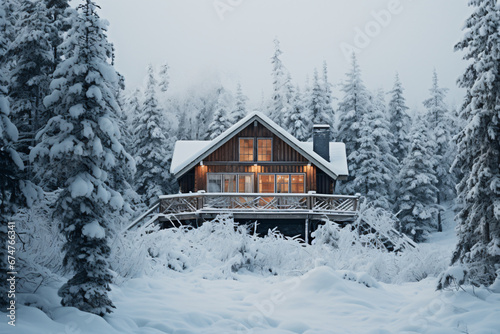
239 139 254 161
276 174 289 193
238 175 253 193
207 174 222 192
257 139 272 161
291 174 305 193
258 174 275 193
223 175 237 192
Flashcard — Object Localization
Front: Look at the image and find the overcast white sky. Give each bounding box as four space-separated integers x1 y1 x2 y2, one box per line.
97 0 471 110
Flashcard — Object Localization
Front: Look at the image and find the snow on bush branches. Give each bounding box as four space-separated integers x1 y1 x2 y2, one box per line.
114 212 449 284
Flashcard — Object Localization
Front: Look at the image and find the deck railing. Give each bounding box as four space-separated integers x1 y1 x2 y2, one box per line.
158 191 359 215
125 192 360 231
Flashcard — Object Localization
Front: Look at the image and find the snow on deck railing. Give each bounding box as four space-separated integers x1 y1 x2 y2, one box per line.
127 192 360 231
159 191 359 214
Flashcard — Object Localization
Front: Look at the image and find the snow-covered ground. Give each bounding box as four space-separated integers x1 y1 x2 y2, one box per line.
3 204 500 334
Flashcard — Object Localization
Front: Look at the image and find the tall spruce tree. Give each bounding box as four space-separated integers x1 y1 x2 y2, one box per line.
322 61 335 130
423 70 454 232
8 0 54 159
351 91 397 209
337 54 371 191
396 115 439 242
158 61 169 93
30 0 134 315
387 73 411 164
132 65 172 202
208 88 232 139
451 0 500 286
1 0 20 52
269 38 294 128
45 0 70 72
288 86 310 141
0 5 25 307
231 83 247 123
309 68 332 127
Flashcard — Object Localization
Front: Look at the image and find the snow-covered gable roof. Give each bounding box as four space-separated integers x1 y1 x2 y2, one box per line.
170 111 348 180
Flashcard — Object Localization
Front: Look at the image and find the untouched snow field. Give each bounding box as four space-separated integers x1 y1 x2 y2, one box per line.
4 267 500 334
3 204 500 334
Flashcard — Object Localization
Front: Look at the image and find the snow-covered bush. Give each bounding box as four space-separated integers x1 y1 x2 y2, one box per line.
14 191 65 292
113 212 451 284
437 265 468 291
311 219 340 248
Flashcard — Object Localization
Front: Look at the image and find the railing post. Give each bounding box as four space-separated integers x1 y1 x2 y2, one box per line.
197 190 206 210
353 193 361 211
307 191 316 210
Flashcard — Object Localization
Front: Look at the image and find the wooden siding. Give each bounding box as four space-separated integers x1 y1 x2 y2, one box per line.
204 122 308 163
192 164 317 193
179 120 334 194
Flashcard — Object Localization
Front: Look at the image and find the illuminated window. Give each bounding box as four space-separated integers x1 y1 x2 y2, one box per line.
257 173 306 193
276 174 289 193
257 139 272 161
258 174 275 193
223 175 237 192
238 175 253 193
239 138 254 161
291 174 305 193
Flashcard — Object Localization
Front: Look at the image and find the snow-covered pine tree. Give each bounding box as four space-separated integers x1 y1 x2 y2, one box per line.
30 0 135 315
322 61 335 129
176 108 189 140
350 91 397 209
0 6 24 306
208 88 232 139
8 0 54 158
1 0 20 50
269 38 294 128
158 61 169 93
336 53 371 191
231 83 247 123
123 89 141 152
423 70 454 231
45 0 70 72
396 115 439 242
387 73 411 164
288 86 310 141
450 0 500 286
196 97 210 140
309 68 333 127
132 64 173 202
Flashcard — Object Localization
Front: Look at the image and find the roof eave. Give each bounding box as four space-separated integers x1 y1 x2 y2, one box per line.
172 115 260 178
172 112 347 181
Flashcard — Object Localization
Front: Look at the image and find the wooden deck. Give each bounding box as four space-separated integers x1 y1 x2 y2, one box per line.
126 191 360 232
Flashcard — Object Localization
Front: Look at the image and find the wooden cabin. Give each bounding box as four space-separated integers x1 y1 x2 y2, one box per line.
170 112 349 195
127 112 358 243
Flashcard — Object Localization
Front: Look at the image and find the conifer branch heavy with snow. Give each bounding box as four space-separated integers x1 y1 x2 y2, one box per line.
30 0 135 315
132 64 174 203
450 0 500 286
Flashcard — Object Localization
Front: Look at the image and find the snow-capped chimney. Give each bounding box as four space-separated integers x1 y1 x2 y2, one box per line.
313 125 330 162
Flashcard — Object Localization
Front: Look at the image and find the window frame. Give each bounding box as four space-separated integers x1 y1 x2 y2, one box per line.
257 173 306 194
258 173 276 193
239 138 255 162
207 173 254 193
257 138 273 162
290 174 306 194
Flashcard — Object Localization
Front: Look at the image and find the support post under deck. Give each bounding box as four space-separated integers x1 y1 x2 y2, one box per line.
305 218 309 244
